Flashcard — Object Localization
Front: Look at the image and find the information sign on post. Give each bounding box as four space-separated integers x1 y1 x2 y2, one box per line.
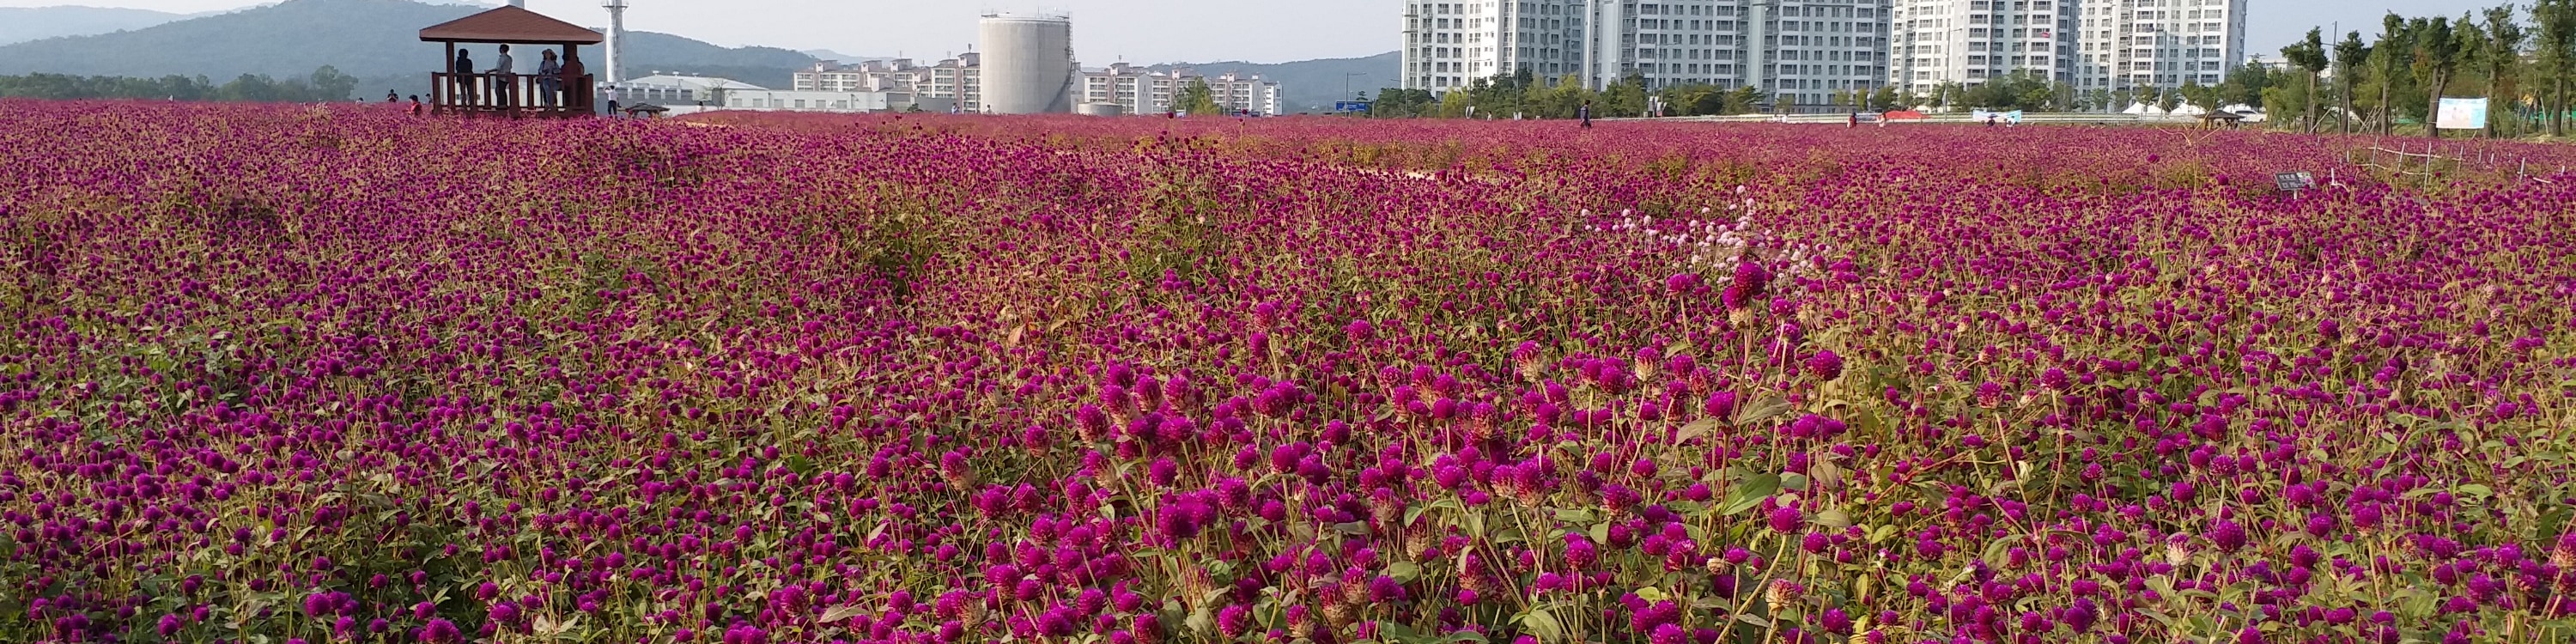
1334 101 1372 112
2275 172 2314 193
2435 98 2489 130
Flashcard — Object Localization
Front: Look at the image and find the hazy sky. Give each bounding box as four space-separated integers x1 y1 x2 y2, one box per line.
0 0 2510 64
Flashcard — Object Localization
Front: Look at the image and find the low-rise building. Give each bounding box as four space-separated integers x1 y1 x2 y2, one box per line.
1081 64 1283 116
793 54 982 112
620 74 766 106
716 89 946 113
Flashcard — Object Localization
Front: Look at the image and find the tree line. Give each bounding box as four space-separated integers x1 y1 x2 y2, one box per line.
1362 67 2293 119
1357 2 2570 138
0 66 361 103
2272 3 2574 137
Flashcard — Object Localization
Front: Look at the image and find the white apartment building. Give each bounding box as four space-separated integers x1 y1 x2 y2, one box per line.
1082 64 1284 116
715 90 947 113
1888 0 2075 93
793 54 983 112
2075 0 2245 91
1733 0 1893 107
1892 0 2243 99
1403 1 1892 110
1402 0 1590 91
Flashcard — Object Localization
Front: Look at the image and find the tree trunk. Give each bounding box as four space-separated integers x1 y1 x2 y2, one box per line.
2379 76 2393 135
2339 80 2354 134
2487 65 2500 139
2428 76 2446 139
2306 74 2319 134
2557 76 2568 137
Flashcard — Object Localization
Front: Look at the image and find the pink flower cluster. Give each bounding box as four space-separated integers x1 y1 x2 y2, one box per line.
0 100 2573 644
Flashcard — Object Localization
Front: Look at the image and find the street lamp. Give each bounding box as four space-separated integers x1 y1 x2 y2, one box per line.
1346 72 1370 99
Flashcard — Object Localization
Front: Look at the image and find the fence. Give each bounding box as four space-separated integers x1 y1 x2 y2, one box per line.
2348 140 2559 185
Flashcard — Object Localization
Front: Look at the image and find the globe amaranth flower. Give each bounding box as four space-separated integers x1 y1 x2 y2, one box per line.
1804 349 1844 380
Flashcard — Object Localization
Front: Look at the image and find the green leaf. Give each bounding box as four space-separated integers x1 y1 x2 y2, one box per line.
1386 562 1422 583
1720 474 1782 515
1868 524 1899 544
819 605 868 623
1814 508 1853 529
2457 484 2494 499
1674 418 1721 442
1515 608 1566 643
1184 605 1216 636
1378 620 1425 643
1733 395 1793 425
1980 533 2022 568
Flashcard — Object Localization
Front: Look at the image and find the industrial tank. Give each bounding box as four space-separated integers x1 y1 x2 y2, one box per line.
1076 103 1124 117
977 15 1076 114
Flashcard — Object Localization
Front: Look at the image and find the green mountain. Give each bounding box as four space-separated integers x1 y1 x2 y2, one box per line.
0 0 816 96
0 6 194 46
1145 52 1399 113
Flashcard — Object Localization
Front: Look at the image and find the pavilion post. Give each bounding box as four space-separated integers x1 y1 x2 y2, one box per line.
440 41 455 113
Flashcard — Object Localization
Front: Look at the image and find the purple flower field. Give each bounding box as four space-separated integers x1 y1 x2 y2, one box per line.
3 101 2575 644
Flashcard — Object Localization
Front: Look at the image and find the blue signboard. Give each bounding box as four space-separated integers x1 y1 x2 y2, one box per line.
1334 101 1372 112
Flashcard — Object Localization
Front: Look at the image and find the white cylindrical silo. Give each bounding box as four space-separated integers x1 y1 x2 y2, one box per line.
978 15 1075 115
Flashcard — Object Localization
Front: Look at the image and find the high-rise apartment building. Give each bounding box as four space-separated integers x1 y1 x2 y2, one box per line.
1888 0 2076 93
2075 0 2246 91
1401 0 1590 91
1401 0 1892 109
1890 0 2243 96
1404 0 2239 107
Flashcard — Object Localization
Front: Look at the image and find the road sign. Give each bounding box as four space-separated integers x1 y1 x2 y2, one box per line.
1334 101 1372 112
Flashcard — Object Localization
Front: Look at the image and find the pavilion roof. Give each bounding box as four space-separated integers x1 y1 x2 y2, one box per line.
420 6 605 46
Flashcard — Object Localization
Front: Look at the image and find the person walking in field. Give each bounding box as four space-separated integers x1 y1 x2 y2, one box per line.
1579 100 1593 129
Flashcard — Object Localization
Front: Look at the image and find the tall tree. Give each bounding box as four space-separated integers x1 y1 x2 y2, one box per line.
1176 79 1223 116
2480 4 2526 137
2281 28 2331 132
2538 0 2576 136
2372 15 2409 134
2416 16 2460 137
2333 32 2371 134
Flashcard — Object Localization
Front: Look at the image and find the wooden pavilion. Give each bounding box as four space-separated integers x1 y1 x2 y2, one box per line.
420 6 602 118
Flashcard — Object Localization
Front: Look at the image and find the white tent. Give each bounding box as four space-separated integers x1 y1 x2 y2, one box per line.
2121 102 2166 115
2169 102 2208 116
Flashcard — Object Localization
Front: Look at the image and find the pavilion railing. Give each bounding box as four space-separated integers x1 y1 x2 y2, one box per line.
428 72 595 117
